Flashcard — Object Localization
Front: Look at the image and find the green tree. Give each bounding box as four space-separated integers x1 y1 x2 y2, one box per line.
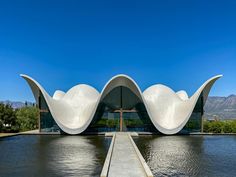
16 106 39 131
0 103 17 132
203 121 210 132
0 104 3 131
203 120 236 133
210 121 223 133
228 120 236 133
222 121 232 133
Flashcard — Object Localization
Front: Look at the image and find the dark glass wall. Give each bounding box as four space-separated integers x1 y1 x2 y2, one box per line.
124 103 157 132
85 86 157 133
181 94 203 133
85 104 120 132
86 87 204 134
38 92 61 133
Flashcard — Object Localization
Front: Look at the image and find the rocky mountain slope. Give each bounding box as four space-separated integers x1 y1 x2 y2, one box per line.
204 95 236 119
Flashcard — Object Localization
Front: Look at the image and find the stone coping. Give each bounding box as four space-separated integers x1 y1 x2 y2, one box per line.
100 133 116 177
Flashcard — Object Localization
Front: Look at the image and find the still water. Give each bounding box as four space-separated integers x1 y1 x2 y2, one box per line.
0 135 111 177
134 135 236 177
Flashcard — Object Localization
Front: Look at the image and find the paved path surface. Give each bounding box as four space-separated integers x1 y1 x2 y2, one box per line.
107 132 147 177
0 130 39 138
0 133 18 138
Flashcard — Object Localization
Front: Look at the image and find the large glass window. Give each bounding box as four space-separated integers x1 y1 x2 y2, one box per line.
38 92 61 133
182 94 203 133
87 105 120 132
85 86 158 133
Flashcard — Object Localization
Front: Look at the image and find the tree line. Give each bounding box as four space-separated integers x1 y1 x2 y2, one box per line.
203 120 236 133
1 102 236 134
0 103 39 133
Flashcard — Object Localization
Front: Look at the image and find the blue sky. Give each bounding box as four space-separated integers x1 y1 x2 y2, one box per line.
0 0 235 102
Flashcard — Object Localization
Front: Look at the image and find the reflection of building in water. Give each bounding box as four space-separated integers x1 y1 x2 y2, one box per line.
134 136 204 176
36 135 110 176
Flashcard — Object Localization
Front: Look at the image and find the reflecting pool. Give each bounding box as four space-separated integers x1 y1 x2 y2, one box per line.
0 135 111 177
134 135 236 177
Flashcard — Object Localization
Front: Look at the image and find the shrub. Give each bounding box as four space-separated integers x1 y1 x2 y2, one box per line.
16 106 39 131
203 120 236 133
0 103 17 132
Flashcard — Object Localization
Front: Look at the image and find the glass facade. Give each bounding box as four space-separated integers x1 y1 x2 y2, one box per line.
85 86 157 133
181 94 204 133
38 92 61 133
38 87 204 134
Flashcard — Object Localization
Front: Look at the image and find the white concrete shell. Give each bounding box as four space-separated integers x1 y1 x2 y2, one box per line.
21 74 222 135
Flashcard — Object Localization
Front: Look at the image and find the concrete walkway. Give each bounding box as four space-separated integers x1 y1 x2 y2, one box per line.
0 133 18 138
106 132 152 177
0 129 39 138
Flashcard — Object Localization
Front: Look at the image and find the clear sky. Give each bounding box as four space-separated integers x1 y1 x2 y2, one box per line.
0 0 235 102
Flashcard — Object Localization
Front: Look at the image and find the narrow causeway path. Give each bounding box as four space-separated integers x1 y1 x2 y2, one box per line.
106 132 152 177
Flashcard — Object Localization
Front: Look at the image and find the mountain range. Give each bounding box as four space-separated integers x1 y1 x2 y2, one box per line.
1 95 236 119
0 100 34 109
204 94 236 120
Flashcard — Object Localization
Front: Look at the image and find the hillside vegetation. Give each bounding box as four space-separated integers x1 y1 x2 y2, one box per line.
0 103 39 133
203 120 236 133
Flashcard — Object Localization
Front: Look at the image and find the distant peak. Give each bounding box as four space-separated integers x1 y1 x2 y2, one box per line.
228 94 236 98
